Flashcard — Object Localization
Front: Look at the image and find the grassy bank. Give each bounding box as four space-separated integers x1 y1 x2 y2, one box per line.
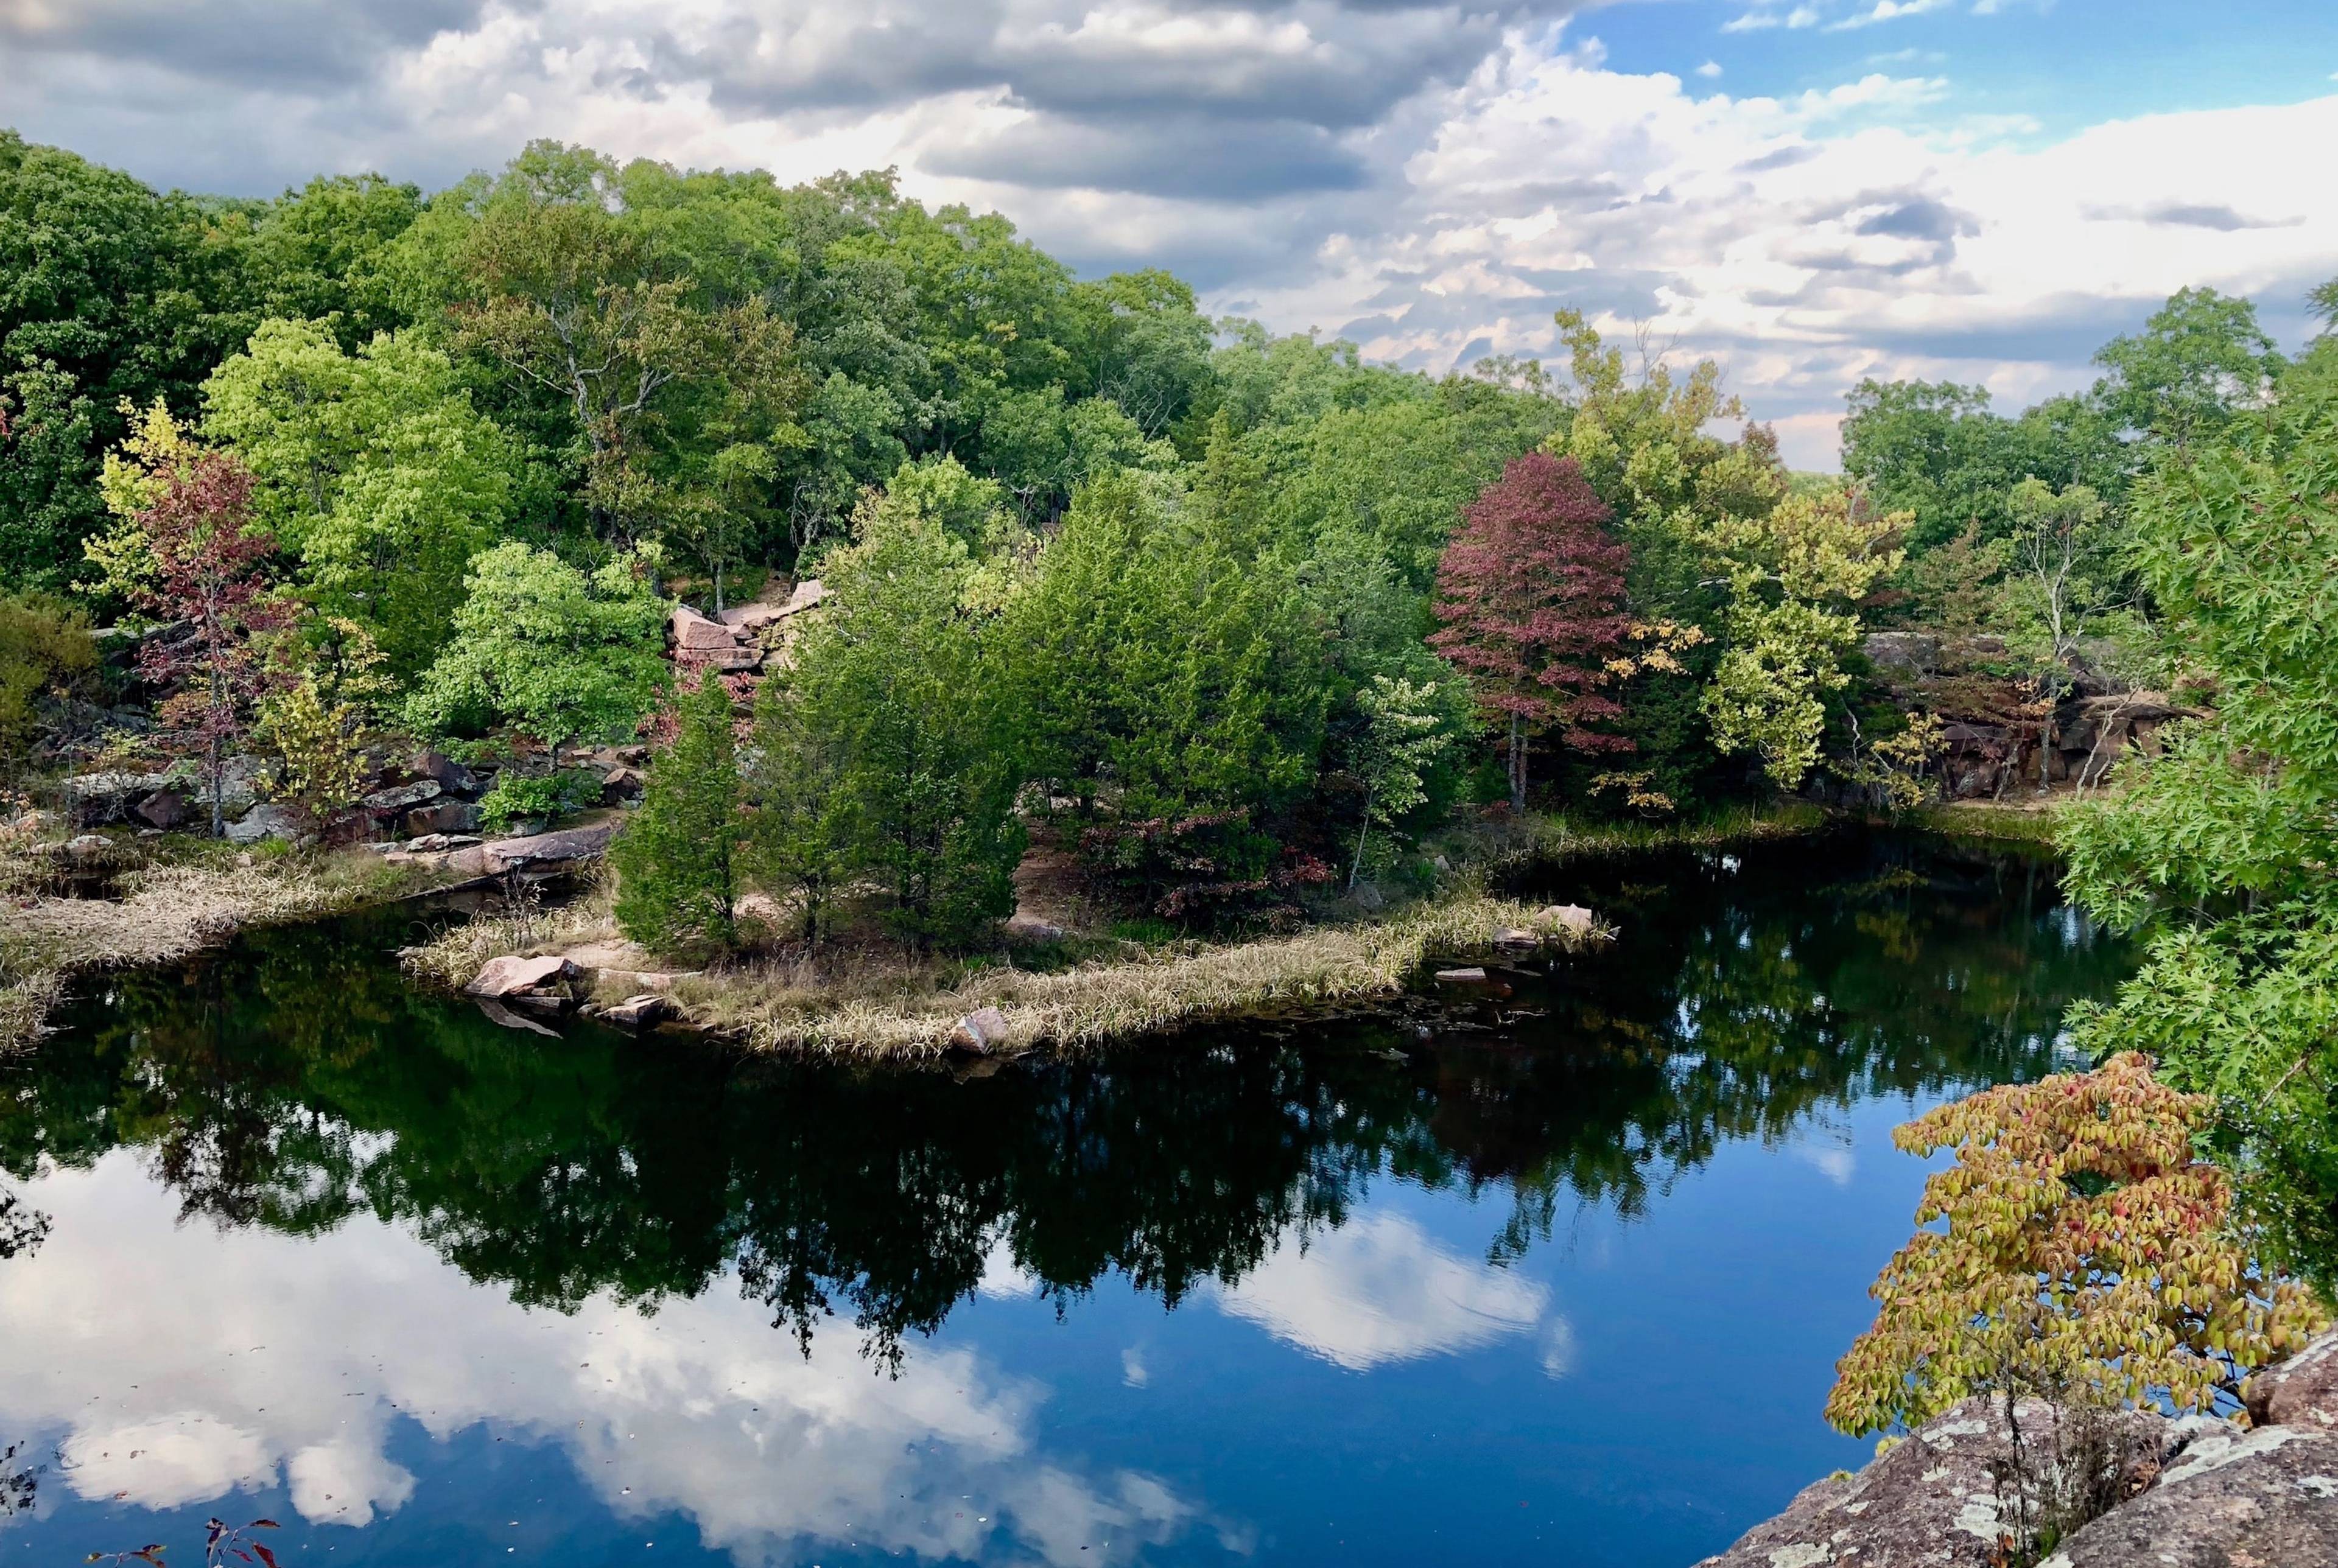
1910 799 2069 845
1 842 442 1049
405 885 1599 1059
402 805 1825 1059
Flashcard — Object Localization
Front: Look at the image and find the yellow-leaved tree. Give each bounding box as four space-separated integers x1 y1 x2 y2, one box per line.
1827 1052 2327 1439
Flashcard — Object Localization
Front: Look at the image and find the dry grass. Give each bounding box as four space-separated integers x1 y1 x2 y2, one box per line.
684 892 1599 1059
399 887 1601 1059
398 877 622 989
0 844 442 1049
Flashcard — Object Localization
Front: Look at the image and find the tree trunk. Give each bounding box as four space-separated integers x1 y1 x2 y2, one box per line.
714 559 726 615
1349 784 1374 891
1508 713 1527 813
209 659 226 840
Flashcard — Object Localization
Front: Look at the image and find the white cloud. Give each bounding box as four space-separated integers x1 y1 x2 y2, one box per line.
0 1 2332 471
0 1154 1221 1566
1208 1213 1549 1371
1826 0 1955 31
1696 60 1723 79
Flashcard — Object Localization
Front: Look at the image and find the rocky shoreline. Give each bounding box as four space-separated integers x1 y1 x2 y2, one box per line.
1698 1329 2338 1567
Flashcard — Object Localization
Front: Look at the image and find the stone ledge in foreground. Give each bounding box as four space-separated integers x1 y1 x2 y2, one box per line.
1695 1327 2338 1568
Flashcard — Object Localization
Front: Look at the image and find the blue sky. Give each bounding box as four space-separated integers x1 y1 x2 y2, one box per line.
1592 0 2338 136
2 0 2333 464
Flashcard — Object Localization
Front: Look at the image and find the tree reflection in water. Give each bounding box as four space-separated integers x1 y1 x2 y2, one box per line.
0 830 2134 1368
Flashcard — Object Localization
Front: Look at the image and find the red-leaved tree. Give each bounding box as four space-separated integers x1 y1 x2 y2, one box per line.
1430 452 1632 810
128 453 294 838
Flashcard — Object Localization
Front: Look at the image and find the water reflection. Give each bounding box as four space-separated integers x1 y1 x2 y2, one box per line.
0 830 2131 1564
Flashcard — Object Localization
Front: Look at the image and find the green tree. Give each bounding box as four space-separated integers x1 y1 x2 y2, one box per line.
246 173 422 348
1002 461 1322 825
743 668 857 945
1702 488 1904 791
0 132 258 586
2059 337 2338 1282
2091 285 2281 457
788 495 1023 947
1347 674 1453 888
202 319 527 677
404 543 669 751
614 673 743 956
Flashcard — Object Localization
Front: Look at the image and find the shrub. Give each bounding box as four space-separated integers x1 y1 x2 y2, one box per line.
1826 1052 2328 1440
477 769 596 833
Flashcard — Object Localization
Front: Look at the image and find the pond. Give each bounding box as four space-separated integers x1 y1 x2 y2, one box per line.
0 830 2130 1568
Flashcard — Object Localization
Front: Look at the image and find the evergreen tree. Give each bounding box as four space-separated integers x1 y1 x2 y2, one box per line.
743 669 856 946
789 497 1023 948
613 673 742 957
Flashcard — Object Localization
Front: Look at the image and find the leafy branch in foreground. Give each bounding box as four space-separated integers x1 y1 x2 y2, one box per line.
1825 1052 2327 1439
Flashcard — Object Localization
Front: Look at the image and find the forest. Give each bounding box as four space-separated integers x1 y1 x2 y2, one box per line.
6 128 2325 953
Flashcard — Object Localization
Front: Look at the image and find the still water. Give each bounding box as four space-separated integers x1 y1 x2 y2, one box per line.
0 831 2128 1567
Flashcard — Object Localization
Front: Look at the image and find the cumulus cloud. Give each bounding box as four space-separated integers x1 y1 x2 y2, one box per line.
1207 1213 1551 1370
0 1155 1221 1565
0 0 2333 467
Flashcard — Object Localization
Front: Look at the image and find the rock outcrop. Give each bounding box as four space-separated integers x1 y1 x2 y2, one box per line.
1699 1328 2338 1568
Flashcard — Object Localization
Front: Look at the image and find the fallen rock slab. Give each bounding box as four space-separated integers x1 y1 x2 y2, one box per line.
1434 967 1488 984
1005 914 1065 942
669 605 740 652
465 954 581 998
482 821 618 874
596 994 668 1031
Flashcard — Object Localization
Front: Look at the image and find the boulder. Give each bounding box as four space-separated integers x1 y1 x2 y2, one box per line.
1352 883 1384 911
669 606 740 652
949 1006 1013 1054
65 771 172 827
464 954 580 998
134 789 189 831
1492 926 1542 951
362 779 441 814
482 821 617 875
1539 904 1596 940
405 799 482 836
2247 1326 2338 1429
1696 1396 2171 1568
600 766 645 805
224 802 307 844
413 749 482 797
1004 913 1065 942
597 994 668 1031
705 645 764 672
62 833 111 862
200 755 265 819
2052 1415 2338 1566
401 832 481 853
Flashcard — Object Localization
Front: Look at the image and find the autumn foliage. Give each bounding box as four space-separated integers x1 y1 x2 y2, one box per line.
125 452 293 836
1430 452 1631 808
1826 1052 2329 1437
